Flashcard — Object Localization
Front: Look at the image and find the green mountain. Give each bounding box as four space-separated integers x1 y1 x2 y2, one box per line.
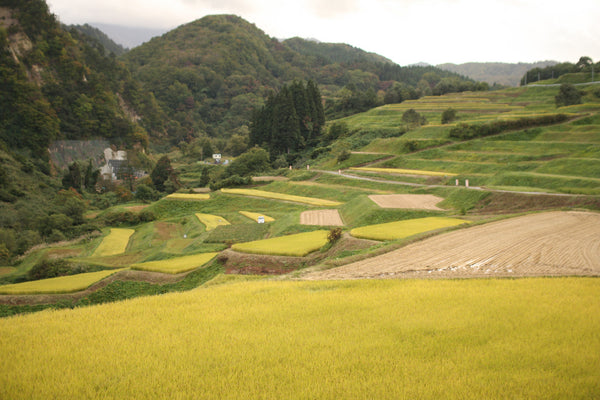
282 37 394 65
123 14 482 143
68 23 127 56
0 0 166 258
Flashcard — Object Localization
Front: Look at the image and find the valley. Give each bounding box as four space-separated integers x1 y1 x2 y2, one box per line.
1 1 599 399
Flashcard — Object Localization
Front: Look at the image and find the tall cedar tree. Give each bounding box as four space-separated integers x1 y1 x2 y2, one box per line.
250 80 324 154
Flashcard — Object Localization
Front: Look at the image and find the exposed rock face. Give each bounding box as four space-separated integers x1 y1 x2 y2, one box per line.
0 7 42 85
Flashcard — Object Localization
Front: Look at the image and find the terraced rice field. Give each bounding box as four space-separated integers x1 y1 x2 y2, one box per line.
239 211 275 223
93 228 135 256
368 194 444 210
306 211 600 280
195 213 230 231
300 210 344 226
131 253 218 274
221 188 342 206
232 230 329 257
0 269 125 294
350 217 469 241
165 193 210 200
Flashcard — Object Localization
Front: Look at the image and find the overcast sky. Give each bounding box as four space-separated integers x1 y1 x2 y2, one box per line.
46 0 599 66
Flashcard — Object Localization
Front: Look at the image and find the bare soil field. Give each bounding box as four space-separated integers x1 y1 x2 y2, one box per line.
368 194 444 210
303 211 600 280
300 209 344 226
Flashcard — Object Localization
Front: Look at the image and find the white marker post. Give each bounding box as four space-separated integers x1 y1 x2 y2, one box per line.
465 179 469 187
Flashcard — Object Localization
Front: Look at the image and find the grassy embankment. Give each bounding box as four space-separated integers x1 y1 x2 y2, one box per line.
320 86 600 194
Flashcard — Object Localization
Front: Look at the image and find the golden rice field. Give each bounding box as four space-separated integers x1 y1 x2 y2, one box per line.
350 166 457 177
0 269 124 295
238 211 275 223
92 228 135 256
221 188 342 206
165 193 210 200
0 278 598 399
231 230 329 257
350 217 469 241
195 213 230 231
130 253 218 274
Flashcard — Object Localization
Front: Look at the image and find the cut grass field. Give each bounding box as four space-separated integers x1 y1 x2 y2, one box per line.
195 213 230 231
0 278 597 399
231 230 329 257
350 216 469 241
239 211 275 223
0 269 125 295
221 188 342 206
131 253 218 274
92 228 135 256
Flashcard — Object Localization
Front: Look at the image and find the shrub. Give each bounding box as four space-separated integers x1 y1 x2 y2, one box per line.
448 114 570 140
27 258 71 280
327 227 343 243
441 108 457 124
555 84 582 107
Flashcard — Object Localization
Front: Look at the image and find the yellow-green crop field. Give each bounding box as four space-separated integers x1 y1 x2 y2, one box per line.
0 278 597 399
165 193 210 200
221 188 342 206
351 217 469 241
195 213 230 231
351 166 457 177
239 211 275 223
92 228 135 256
231 230 328 256
0 269 124 294
131 253 218 274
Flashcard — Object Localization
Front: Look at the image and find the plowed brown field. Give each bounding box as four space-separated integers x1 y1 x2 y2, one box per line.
303 211 600 280
368 194 444 210
300 209 344 226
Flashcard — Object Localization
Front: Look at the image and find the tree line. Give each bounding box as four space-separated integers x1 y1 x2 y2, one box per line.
249 80 325 155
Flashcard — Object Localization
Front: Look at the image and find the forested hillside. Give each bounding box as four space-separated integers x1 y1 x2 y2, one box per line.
0 0 165 260
69 23 127 56
124 14 483 147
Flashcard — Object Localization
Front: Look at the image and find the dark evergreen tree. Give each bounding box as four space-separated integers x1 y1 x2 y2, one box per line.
249 80 324 154
272 86 301 154
150 156 173 192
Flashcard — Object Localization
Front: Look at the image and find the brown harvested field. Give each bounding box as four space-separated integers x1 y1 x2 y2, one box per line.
300 209 344 226
368 194 444 210
303 211 600 280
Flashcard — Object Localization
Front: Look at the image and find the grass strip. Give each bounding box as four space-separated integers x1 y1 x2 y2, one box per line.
351 166 457 177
